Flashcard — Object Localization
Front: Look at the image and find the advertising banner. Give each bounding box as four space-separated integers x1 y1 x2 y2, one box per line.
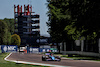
29 48 39 53
1 45 18 53
39 48 50 52
50 48 58 52
1 45 57 53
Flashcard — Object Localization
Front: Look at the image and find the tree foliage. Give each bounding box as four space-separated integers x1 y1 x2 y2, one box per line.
0 18 14 45
7 32 11 45
3 18 14 34
67 0 100 39
11 34 21 46
0 20 8 45
47 0 70 42
47 0 100 42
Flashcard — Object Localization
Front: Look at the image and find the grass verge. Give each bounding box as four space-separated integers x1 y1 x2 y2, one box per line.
0 50 1 53
0 53 49 67
61 54 100 61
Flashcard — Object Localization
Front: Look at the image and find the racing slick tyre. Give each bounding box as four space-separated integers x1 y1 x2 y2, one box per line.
42 57 45 61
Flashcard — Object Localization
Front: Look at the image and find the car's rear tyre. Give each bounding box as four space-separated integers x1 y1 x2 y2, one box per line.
42 57 45 61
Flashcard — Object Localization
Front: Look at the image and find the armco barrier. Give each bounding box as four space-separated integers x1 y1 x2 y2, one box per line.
61 51 100 57
1 45 18 53
27 48 57 53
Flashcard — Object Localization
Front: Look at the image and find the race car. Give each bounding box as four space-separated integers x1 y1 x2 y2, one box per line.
42 52 61 61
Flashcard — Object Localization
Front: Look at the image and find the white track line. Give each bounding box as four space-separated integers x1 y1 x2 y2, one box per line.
4 53 70 67
4 52 12 61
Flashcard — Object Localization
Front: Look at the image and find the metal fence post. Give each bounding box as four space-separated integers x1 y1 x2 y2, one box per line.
81 40 84 52
64 42 66 51
98 38 100 53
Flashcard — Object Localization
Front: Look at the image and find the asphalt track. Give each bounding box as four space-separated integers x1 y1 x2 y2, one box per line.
7 53 100 67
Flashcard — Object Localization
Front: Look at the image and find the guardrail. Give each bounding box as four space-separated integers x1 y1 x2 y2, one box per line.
61 51 100 57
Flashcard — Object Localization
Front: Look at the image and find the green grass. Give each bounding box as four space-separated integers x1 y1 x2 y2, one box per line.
0 50 2 53
61 55 100 61
0 53 49 67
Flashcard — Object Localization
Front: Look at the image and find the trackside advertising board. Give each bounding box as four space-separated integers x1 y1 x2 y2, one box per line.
29 48 39 53
27 48 57 53
1 45 57 53
1 45 18 53
39 48 50 52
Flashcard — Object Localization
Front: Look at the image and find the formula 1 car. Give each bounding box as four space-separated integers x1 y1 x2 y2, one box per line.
42 52 61 61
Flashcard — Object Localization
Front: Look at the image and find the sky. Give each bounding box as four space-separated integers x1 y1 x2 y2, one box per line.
0 0 50 36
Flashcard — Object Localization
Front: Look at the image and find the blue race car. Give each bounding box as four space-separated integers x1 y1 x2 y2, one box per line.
42 52 61 61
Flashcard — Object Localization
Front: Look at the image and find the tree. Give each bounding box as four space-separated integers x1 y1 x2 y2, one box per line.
47 0 100 41
47 0 70 42
67 0 100 39
0 18 15 45
3 18 14 34
11 34 21 46
7 32 11 45
0 20 8 45
46 0 100 52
